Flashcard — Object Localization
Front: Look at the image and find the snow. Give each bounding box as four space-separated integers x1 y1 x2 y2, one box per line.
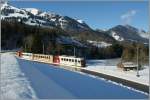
24 8 40 15
85 59 149 86
39 12 47 17
1 2 27 15
1 53 148 99
111 31 124 41
87 40 112 48
138 30 149 39
8 13 28 18
24 18 38 26
1 2 20 11
1 53 37 99
77 19 84 24
35 19 47 24
51 18 56 22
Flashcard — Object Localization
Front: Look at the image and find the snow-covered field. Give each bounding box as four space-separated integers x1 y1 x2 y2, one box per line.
0 53 37 99
86 59 149 86
0 53 148 99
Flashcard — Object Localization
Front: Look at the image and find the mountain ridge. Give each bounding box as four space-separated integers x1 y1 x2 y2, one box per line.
1 2 148 44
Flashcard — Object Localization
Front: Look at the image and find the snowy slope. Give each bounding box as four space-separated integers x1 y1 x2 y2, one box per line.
1 53 37 99
87 40 112 48
1 2 28 19
76 19 85 24
1 2 91 32
111 31 124 41
109 25 148 42
86 59 149 86
23 8 40 15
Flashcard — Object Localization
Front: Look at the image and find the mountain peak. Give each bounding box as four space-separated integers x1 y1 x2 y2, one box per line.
113 24 139 33
76 19 84 24
23 8 41 15
1 1 8 10
109 24 148 42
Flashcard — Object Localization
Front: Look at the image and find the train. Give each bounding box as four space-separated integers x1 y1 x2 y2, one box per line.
16 51 86 67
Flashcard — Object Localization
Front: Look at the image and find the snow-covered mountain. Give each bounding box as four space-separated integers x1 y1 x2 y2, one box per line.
1 2 148 49
23 8 41 15
108 25 148 43
1 2 91 32
138 29 149 39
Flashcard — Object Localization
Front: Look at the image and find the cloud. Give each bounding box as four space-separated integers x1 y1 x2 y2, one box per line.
121 10 137 25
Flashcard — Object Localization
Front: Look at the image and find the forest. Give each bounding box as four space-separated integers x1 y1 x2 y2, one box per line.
1 20 149 63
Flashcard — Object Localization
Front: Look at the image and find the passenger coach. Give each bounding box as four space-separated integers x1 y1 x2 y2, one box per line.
16 51 86 67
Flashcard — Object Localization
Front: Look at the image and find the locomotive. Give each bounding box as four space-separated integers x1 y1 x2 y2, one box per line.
16 51 86 67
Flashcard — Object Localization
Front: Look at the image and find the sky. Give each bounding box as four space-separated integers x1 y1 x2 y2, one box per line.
9 1 149 31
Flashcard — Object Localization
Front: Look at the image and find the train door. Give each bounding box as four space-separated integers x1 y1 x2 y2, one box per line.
53 56 60 65
81 60 86 67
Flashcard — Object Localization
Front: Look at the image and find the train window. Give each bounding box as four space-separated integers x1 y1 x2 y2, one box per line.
61 58 63 61
75 59 77 62
69 59 71 62
78 60 81 63
72 59 74 62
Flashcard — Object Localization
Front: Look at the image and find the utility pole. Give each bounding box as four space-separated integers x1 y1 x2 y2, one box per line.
136 46 140 77
43 43 44 54
25 43 26 52
74 46 76 57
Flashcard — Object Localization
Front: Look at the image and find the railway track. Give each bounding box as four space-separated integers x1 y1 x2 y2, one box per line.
16 52 149 94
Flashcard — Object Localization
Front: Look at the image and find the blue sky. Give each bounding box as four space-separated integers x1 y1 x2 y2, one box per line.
9 1 148 31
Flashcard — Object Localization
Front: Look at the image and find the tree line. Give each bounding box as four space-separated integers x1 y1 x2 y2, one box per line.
1 20 149 63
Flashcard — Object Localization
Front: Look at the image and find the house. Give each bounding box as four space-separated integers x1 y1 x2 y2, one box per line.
117 62 138 71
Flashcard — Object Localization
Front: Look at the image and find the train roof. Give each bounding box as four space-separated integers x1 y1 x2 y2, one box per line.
59 55 84 59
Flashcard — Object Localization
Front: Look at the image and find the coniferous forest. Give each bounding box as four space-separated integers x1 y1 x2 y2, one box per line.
1 20 149 63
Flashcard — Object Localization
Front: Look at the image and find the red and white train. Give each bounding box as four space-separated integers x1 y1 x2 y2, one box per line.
16 51 86 67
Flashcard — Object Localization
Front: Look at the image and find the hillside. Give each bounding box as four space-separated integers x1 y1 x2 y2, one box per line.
1 2 148 61
107 25 148 43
